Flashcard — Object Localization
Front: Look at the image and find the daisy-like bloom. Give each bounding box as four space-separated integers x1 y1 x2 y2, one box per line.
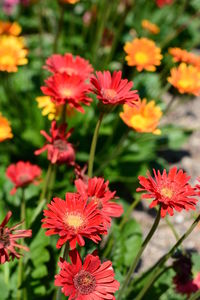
90 70 139 107
168 63 200 96
0 211 32 264
55 250 120 299
169 47 200 67
0 21 21 36
156 0 173 7
41 73 91 113
36 96 75 120
44 53 93 81
35 121 75 165
42 193 106 249
0 113 13 142
124 37 162 72
120 98 162 135
142 20 160 35
75 177 123 227
0 35 28 72
6 161 41 195
136 167 198 218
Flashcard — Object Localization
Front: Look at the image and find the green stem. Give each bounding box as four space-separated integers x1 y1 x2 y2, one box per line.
56 242 69 300
39 163 53 203
17 189 26 300
103 195 140 258
165 216 180 242
53 3 65 53
135 214 200 300
164 94 176 114
117 206 161 300
88 113 104 178
189 289 200 300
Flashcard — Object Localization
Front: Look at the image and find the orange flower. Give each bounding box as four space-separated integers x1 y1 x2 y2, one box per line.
124 37 162 71
120 99 162 134
142 20 160 35
169 47 200 67
36 96 75 120
0 35 28 72
59 0 79 4
0 113 13 142
168 63 200 96
0 21 21 36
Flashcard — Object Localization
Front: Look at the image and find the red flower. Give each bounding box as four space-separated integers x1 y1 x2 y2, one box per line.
174 273 200 296
35 121 75 165
90 70 139 107
44 53 93 81
156 0 173 7
136 167 198 217
55 249 120 299
6 161 41 195
41 73 92 113
75 177 123 227
42 193 106 249
0 211 32 264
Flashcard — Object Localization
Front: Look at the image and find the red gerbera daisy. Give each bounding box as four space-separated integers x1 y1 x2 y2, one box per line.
55 249 120 299
44 53 93 81
156 0 173 7
136 167 198 217
41 73 92 113
90 70 139 107
35 121 75 165
0 211 32 264
75 177 123 227
6 161 41 195
42 193 106 249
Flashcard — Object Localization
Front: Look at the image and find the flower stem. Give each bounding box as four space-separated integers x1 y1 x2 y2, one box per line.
39 163 53 203
189 289 200 300
17 189 26 300
56 242 69 300
53 3 64 53
88 113 104 178
134 214 200 300
117 206 161 300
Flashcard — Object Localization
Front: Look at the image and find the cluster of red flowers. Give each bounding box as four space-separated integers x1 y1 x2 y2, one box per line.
42 176 123 297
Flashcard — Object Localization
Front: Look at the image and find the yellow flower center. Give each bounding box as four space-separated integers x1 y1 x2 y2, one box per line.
135 52 148 64
62 88 73 97
178 79 192 89
161 187 173 198
65 213 85 229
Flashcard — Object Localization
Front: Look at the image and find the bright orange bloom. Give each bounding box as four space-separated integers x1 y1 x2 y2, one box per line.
59 0 79 4
168 63 200 96
120 99 162 134
124 38 162 72
0 113 13 142
0 35 28 72
0 21 21 36
142 20 160 35
169 47 200 67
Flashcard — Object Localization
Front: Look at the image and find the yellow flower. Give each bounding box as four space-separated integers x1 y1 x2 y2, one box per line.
142 20 160 35
124 37 162 72
0 35 28 72
168 63 200 96
36 96 75 120
36 96 58 120
120 99 162 135
0 21 22 36
0 113 13 142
